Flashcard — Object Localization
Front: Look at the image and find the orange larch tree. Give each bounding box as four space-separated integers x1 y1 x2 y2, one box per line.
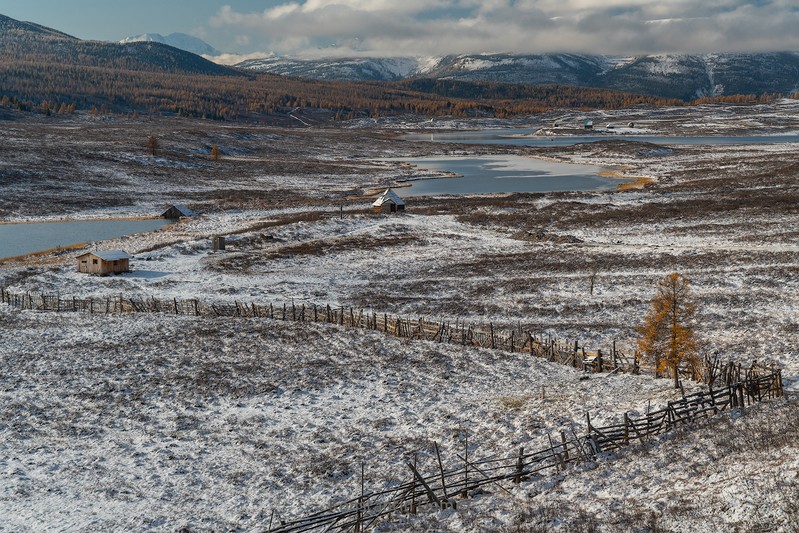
637 272 699 388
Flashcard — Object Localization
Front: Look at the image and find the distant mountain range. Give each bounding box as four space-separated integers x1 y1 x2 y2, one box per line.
237 52 799 100
2 10 798 121
120 33 220 57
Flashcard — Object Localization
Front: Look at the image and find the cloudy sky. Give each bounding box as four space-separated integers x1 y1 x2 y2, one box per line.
2 0 798 60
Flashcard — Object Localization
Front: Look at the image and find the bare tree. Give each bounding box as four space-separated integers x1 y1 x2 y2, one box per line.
147 134 159 156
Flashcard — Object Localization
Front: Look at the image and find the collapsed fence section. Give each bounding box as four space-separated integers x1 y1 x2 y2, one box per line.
268 369 782 532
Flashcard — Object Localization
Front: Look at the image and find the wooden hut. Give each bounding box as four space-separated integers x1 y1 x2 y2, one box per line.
162 204 197 219
372 188 406 214
76 250 130 275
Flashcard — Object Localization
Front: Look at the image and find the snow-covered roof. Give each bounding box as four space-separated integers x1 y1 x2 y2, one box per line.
77 250 130 261
372 188 405 207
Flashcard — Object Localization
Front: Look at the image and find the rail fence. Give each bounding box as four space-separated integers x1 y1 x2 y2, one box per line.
0 288 768 389
0 287 785 530
266 370 782 532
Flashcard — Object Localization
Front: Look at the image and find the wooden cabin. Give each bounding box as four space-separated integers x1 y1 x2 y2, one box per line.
372 188 406 214
162 204 197 219
76 250 130 275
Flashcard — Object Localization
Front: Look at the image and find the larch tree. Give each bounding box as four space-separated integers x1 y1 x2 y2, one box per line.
210 144 221 161
147 134 159 156
637 272 699 388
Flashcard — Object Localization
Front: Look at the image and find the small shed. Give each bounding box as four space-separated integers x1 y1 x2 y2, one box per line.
162 204 197 219
76 250 130 275
583 119 594 130
372 188 406 214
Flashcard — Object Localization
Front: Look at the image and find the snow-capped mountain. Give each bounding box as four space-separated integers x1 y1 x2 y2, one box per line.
236 55 419 81
120 33 219 57
236 52 799 100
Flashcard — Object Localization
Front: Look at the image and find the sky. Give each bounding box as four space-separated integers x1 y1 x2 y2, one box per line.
2 1 799 62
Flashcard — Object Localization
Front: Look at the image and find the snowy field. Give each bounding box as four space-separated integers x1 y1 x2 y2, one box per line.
0 308 702 531
3 102 799 531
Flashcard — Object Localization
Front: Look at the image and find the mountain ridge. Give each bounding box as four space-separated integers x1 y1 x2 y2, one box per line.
237 52 799 100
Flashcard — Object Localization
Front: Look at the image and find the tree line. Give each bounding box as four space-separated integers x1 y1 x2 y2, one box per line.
0 56 692 121
1 60 795 122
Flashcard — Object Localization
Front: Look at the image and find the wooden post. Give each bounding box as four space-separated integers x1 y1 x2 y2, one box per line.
462 431 469 498
514 446 525 483
434 442 451 509
489 322 495 349
411 454 418 514
561 431 569 463
408 461 440 508
355 461 364 533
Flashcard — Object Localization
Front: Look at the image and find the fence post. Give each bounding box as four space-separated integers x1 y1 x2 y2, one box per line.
514 446 525 484
462 432 469 498
434 442 451 509
411 454 418 514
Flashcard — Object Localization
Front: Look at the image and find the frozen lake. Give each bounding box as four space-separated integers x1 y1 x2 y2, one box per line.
0 218 170 260
398 154 627 196
403 129 799 147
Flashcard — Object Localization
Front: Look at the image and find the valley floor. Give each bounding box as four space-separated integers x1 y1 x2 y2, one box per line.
2 101 799 531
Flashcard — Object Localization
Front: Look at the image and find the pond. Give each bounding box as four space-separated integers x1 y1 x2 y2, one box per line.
398 155 628 196
0 218 170 260
403 129 799 147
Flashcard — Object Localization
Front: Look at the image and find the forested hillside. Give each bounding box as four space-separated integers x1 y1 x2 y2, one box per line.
0 13 683 121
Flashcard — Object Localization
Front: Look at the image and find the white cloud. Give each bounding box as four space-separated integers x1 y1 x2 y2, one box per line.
207 1 799 57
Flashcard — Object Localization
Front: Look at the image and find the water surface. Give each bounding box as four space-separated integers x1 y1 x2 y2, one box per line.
403 130 799 147
399 155 627 196
0 218 170 260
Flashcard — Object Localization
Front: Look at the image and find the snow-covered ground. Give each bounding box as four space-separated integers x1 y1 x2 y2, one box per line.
3 103 799 530
0 307 696 531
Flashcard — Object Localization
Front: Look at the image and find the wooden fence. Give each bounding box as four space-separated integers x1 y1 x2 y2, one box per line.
0 287 784 530
267 370 782 532
0 287 777 389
